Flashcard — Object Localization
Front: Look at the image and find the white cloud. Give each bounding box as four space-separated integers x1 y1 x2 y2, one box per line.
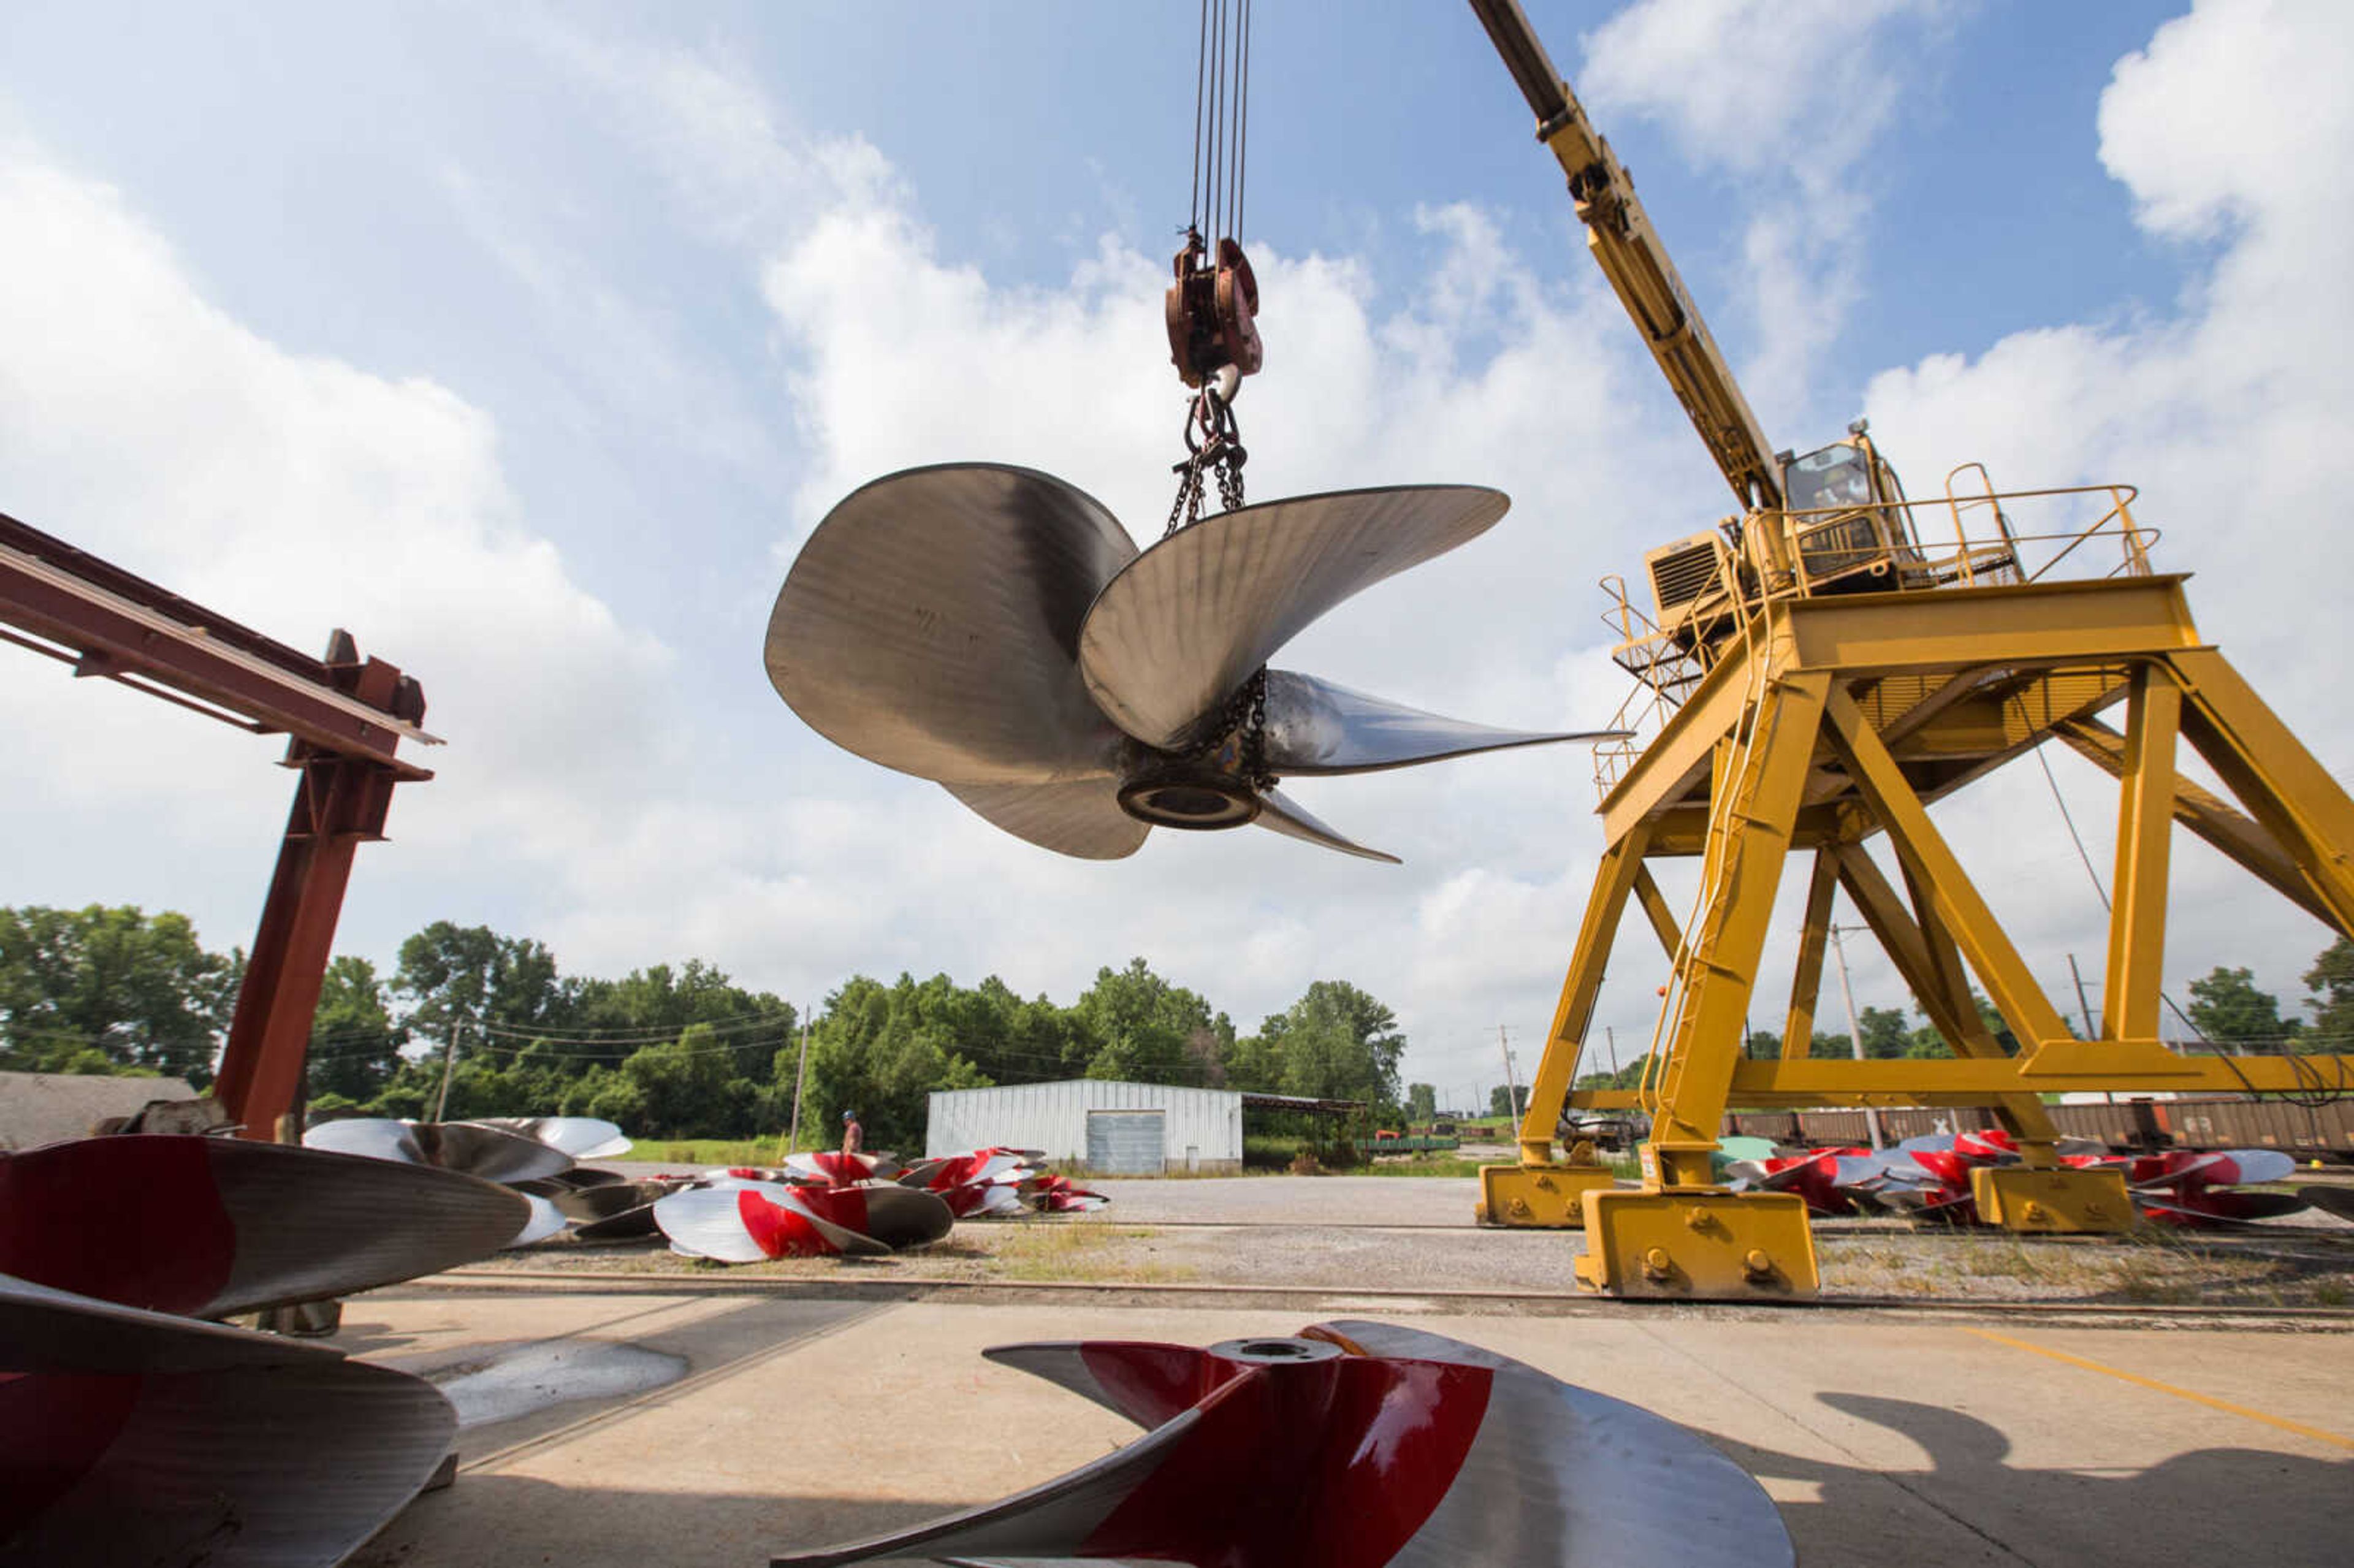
1581 0 1951 425
1860 0 2354 1008
7 0 2349 1109
0 150 677 938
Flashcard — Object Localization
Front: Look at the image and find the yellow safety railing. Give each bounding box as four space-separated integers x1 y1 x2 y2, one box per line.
1592 473 2158 794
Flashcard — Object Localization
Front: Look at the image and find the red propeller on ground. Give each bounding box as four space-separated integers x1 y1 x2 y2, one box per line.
769 1319 1790 1568
0 1273 457 1568
0 1135 528 1318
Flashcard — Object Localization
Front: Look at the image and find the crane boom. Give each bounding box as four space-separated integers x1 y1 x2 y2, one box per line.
1469 0 1783 511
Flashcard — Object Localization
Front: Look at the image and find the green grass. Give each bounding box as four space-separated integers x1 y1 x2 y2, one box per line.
641 1136 816 1167
990 1225 1195 1283
1358 1156 1488 1178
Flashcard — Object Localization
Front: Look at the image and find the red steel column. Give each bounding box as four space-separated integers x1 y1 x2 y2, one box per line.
213 641 417 1138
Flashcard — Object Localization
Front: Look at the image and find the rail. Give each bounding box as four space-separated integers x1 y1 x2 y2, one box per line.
1592 474 2157 793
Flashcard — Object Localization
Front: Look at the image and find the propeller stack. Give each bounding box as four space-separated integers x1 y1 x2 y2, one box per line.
655 1147 1107 1262
767 465 1621 864
304 1115 636 1247
1726 1132 2312 1228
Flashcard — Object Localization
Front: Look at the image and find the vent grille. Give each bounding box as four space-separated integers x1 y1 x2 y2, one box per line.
1650 540 1724 611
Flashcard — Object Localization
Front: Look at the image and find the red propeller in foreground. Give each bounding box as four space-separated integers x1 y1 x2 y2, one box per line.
0 1273 457 1568
0 1135 528 1318
769 1319 1789 1568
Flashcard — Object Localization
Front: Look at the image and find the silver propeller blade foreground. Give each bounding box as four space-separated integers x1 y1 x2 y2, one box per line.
0 1276 460 1568
1260 669 1629 775
1078 484 1510 748
1254 786 1400 864
768 463 1138 785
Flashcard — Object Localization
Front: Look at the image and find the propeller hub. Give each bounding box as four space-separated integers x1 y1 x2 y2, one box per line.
1116 761 1262 830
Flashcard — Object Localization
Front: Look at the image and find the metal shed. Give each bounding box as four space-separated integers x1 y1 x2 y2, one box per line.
925 1080 1243 1174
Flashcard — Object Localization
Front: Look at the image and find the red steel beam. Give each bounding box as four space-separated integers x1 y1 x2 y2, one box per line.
0 512 436 1138
0 512 436 775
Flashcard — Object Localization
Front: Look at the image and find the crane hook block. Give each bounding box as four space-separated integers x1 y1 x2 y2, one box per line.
1165 233 1263 389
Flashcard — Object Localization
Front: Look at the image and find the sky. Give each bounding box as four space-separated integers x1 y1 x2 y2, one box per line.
2 0 2350 1107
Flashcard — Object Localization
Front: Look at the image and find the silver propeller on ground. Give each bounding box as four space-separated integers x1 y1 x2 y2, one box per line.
765 463 1623 862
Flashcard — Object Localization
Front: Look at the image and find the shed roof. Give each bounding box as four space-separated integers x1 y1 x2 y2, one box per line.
1240 1092 1366 1116
0 1070 197 1150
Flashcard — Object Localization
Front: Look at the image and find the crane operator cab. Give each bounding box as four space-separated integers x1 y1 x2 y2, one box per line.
1779 428 1914 587
1636 419 2018 680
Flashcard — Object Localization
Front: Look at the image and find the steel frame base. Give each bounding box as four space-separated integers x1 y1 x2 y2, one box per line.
1477 1162 1615 1228
1574 1189 1819 1298
1971 1165 2135 1234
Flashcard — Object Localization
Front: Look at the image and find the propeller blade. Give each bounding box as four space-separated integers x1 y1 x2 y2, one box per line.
789 1184 955 1249
466 1116 633 1162
0 1273 341 1376
305 1117 576 1185
1078 485 1511 749
2201 1149 2296 1188
2299 1184 2354 1224
1261 669 1625 775
568 1182 682 1243
1252 786 1401 864
771 1325 1790 1568
502 1192 569 1248
768 463 1138 785
0 1135 530 1319
0 1277 456 1568
552 1179 680 1225
945 777 1149 859
2137 1189 2310 1227
652 1182 889 1261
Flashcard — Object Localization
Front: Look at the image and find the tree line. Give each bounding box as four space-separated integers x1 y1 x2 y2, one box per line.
0 908 1407 1149
7 904 2352 1147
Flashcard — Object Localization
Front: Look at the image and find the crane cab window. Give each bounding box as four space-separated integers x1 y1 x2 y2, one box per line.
1784 441 1899 585
1784 443 1876 512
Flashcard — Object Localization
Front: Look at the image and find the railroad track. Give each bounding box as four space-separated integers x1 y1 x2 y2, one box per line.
406 1266 2354 1328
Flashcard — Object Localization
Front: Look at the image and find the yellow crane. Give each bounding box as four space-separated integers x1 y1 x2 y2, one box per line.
1466 0 2354 1296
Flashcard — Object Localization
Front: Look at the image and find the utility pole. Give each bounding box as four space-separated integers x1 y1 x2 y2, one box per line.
432 1019 463 1123
1827 927 1884 1150
1602 1025 1619 1078
2065 953 2112 1105
1496 1024 1523 1125
786 1008 813 1155
2065 952 2100 1038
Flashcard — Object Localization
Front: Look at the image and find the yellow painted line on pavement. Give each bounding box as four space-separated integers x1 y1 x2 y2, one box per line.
1963 1328 2354 1451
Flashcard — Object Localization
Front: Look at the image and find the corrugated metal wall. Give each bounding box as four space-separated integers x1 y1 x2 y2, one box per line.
926 1081 1244 1171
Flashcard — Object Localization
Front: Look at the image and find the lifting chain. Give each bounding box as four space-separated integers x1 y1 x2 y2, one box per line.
1190 666 1273 790
1162 378 1247 539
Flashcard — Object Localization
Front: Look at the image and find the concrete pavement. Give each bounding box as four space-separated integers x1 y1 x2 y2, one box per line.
344 1287 2353 1567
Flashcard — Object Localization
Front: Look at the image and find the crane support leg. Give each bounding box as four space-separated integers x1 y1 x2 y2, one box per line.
1480 824 1654 1227
1780 851 1840 1059
1575 670 1829 1297
211 747 402 1138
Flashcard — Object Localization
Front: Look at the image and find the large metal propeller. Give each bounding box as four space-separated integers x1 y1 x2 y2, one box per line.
767 464 1624 863
768 1319 1791 1568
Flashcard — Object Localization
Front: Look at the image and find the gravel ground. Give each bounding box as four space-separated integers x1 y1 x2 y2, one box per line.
1072 1174 1484 1225
464 1173 2354 1306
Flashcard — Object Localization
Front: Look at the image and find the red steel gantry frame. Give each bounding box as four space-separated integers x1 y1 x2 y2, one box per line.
0 511 438 1138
